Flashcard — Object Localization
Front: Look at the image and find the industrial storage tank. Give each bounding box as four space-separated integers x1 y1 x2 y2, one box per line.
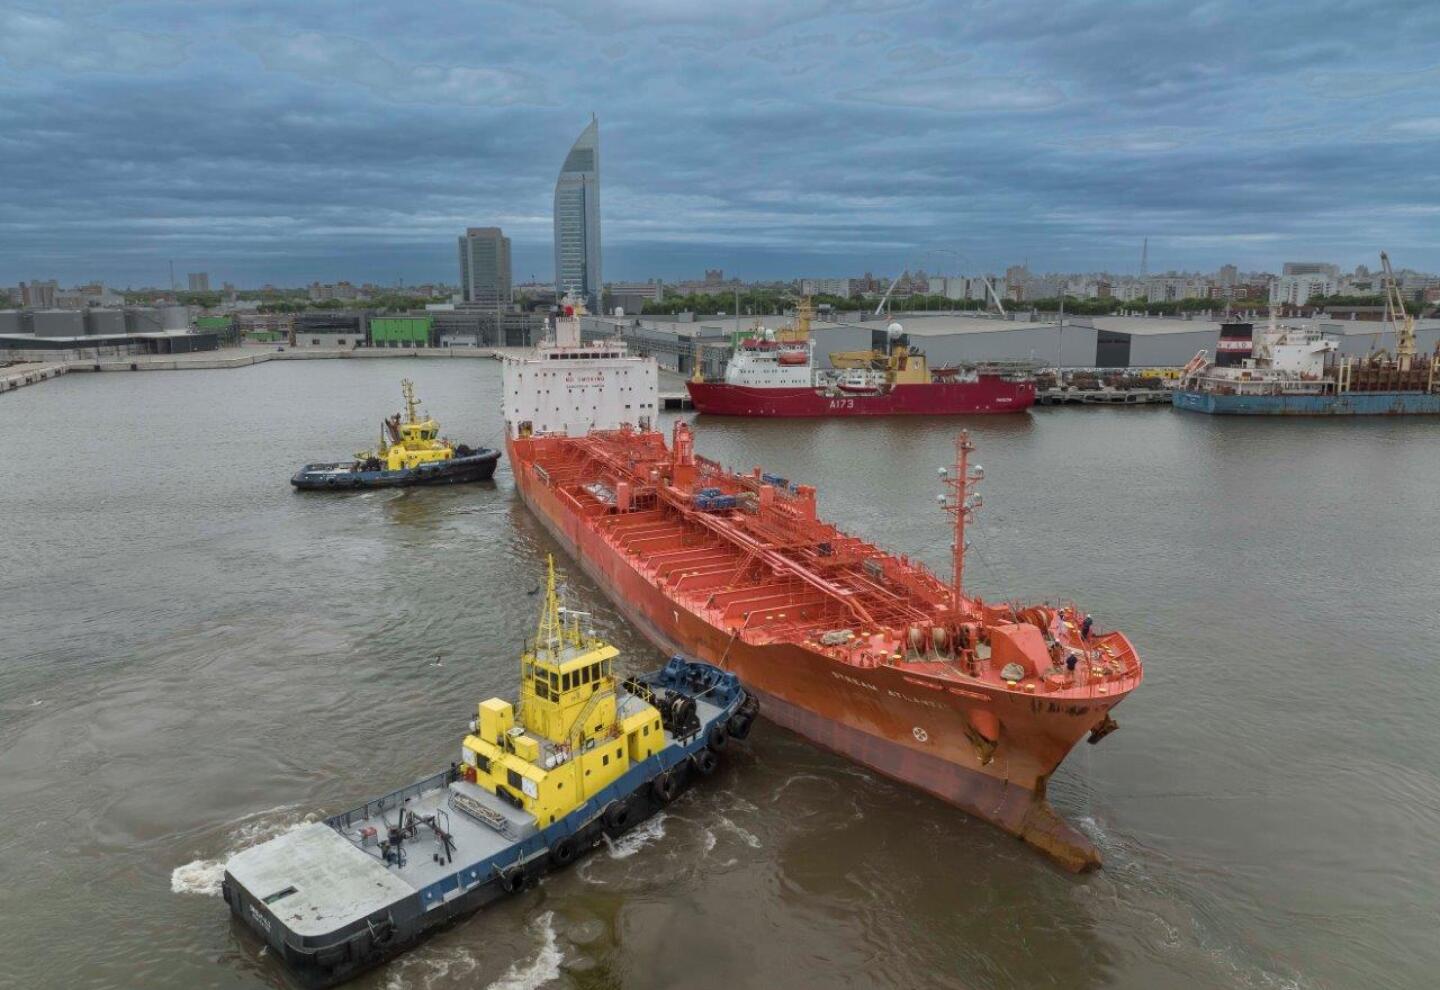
85 308 127 336
159 305 190 330
31 310 86 337
125 307 163 333
0 310 22 335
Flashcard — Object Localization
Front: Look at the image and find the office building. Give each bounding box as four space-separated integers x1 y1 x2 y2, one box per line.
187 272 210 292
1271 274 1336 307
800 278 852 298
17 280 59 308
458 227 513 307
1282 262 1340 279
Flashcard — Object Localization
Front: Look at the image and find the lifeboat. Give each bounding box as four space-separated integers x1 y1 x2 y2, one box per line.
778 350 808 366
836 371 883 394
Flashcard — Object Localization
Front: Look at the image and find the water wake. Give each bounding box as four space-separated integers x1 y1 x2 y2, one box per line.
602 813 667 860
487 911 562 990
716 815 761 849
382 945 480 990
170 805 314 896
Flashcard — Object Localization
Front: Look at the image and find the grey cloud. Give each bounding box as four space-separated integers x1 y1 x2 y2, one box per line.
841 73 1066 112
237 32 554 107
0 8 188 72
2 0 1439 285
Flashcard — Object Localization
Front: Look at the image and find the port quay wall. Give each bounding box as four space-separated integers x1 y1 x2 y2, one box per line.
0 346 521 393
64 346 506 372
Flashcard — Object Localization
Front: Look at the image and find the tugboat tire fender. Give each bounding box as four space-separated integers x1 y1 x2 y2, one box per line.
693 748 719 776
602 800 633 832
549 835 578 868
500 865 527 893
706 724 728 752
726 713 753 739
652 770 680 804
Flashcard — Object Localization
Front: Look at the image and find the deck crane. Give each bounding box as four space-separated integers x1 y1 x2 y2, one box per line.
1381 251 1416 372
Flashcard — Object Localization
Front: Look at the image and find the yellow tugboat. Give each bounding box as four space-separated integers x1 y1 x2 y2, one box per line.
291 379 499 490
222 557 758 988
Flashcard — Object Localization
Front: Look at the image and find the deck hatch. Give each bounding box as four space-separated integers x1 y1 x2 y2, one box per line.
262 885 298 905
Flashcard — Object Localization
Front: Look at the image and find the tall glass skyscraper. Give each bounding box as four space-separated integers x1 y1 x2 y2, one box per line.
553 117 601 312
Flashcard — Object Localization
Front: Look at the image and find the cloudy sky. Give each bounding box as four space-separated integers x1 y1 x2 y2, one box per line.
2 0 1438 288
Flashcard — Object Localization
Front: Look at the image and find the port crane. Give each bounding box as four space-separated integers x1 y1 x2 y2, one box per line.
873 269 1007 317
1380 251 1416 372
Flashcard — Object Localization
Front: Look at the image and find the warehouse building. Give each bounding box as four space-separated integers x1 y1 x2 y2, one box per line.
583 316 732 377
370 315 434 347
0 304 222 360
429 307 545 347
581 311 1440 372
291 312 365 348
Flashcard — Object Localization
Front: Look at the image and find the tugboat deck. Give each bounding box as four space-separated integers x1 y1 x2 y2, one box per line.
228 694 728 941
226 824 415 939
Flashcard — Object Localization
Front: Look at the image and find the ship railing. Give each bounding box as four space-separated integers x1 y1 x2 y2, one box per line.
326 767 457 832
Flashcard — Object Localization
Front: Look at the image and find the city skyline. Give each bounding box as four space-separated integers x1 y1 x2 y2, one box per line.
2 1 1438 287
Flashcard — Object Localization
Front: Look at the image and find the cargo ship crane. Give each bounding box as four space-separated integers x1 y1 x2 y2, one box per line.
938 431 983 615
1380 251 1416 371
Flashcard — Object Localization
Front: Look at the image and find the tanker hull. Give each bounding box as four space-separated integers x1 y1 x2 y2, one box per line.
507 433 1136 870
687 377 1035 417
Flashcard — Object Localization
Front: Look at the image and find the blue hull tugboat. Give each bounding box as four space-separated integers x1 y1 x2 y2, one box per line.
221 557 758 988
291 379 500 490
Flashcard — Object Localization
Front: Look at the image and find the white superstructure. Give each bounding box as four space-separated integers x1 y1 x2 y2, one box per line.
1180 317 1341 397
503 300 657 438
722 330 816 388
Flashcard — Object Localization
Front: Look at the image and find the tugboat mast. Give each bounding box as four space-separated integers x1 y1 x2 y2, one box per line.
939 431 983 613
401 378 421 425
533 555 577 656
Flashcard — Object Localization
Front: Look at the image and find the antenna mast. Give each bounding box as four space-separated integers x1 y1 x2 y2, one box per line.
534 555 566 656
401 378 420 423
939 431 983 612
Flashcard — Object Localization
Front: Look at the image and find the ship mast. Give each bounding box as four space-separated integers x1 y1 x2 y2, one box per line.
534 554 577 659
939 431 983 613
401 378 420 424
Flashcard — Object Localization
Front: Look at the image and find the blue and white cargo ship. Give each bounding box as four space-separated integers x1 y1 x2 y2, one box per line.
1173 259 1440 416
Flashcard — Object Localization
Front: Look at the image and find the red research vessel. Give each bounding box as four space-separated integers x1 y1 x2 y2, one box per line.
504 305 1140 870
686 300 1035 417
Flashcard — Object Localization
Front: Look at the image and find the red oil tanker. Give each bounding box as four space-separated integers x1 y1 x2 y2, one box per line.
686 300 1035 417
503 304 1140 870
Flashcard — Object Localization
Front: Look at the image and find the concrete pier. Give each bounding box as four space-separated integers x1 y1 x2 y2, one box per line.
1 362 68 393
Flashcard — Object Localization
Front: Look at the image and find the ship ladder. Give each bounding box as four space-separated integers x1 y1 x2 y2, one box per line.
568 686 619 752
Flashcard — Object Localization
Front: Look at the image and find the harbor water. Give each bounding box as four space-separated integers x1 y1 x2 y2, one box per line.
2 359 1438 990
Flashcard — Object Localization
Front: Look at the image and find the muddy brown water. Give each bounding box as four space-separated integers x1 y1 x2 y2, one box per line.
2 358 1437 990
